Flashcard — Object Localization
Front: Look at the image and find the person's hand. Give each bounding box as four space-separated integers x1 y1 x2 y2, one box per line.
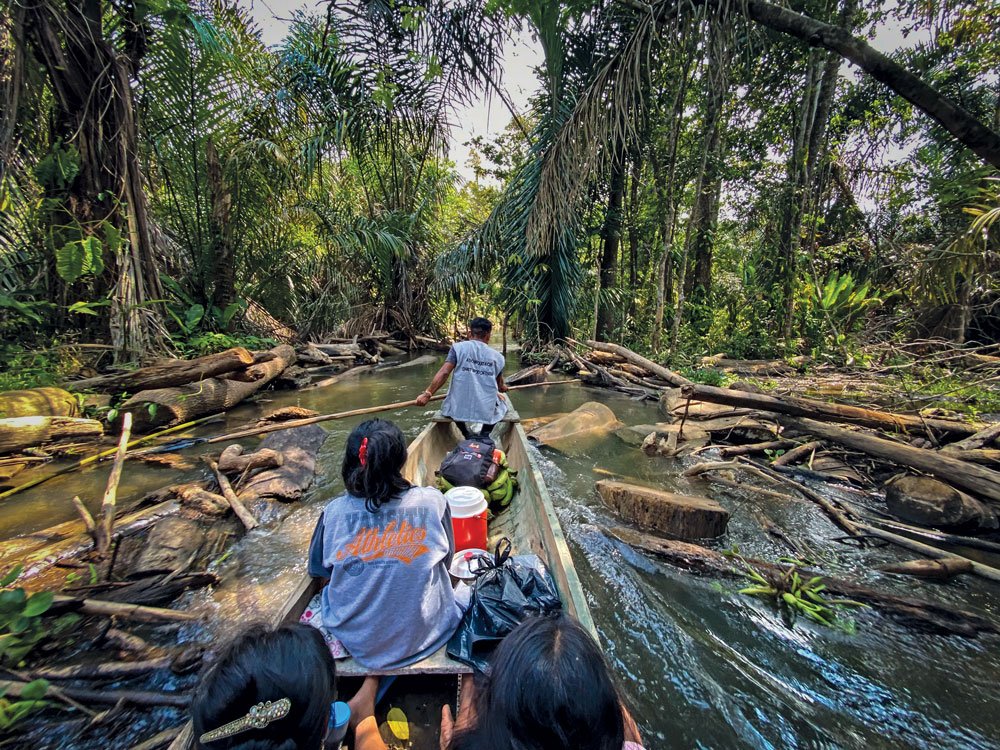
498 383 509 393
439 705 455 750
622 704 642 744
415 390 432 406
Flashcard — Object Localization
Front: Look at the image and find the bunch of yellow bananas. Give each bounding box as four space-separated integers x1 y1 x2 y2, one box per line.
437 449 518 511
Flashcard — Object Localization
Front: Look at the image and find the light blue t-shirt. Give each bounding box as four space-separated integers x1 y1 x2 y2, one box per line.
307 486 463 669
441 339 508 424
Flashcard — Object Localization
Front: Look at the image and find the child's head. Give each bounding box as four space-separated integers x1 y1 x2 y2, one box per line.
453 613 625 750
192 622 335 750
342 418 411 512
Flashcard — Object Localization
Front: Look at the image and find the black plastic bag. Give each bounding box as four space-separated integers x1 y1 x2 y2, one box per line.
447 538 562 672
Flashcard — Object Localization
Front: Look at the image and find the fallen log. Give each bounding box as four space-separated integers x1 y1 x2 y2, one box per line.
877 557 973 580
720 440 797 458
130 517 208 576
680 383 985 437
119 345 295 431
938 447 1000 466
0 416 103 454
306 364 374 390
236 426 326 506
217 445 283 474
772 440 823 467
51 595 198 623
66 348 255 394
0 387 80 418
32 657 173 681
209 459 259 530
584 340 692 387
784 417 1000 504
0 500 180 585
607 527 1000 637
0 679 190 708
943 421 1000 451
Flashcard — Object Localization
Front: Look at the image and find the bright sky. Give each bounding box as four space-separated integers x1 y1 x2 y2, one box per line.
245 0 542 183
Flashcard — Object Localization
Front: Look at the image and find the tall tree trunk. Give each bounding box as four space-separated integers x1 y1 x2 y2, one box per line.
627 151 642 321
652 51 694 351
673 19 730 346
596 147 626 341
24 0 164 360
778 52 822 341
206 139 235 318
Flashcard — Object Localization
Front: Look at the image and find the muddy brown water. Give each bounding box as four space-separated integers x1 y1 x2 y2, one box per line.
3 355 1000 749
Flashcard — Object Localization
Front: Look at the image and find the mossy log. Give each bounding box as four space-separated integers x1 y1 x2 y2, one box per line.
119 345 295 431
0 416 103 454
0 387 80 418
65 347 255 393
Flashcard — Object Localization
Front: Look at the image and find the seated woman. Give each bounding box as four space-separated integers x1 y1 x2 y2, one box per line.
191 622 385 750
305 419 464 669
441 613 645 750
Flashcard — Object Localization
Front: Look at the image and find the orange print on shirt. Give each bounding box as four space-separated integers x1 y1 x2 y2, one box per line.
335 520 430 564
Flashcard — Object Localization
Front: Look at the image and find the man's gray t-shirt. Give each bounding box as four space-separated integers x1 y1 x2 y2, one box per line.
307 486 463 669
441 339 508 424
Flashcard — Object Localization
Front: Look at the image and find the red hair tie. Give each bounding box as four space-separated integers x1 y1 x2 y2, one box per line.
359 437 369 467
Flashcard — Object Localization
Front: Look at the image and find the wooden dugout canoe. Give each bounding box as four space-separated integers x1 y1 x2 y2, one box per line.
170 405 595 749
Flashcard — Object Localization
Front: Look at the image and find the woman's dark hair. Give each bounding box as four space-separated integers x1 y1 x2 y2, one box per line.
451 613 626 750
342 418 411 512
192 622 335 750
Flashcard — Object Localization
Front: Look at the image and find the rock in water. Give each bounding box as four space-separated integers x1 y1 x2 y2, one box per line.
885 475 998 531
527 402 621 453
130 517 206 577
596 480 730 539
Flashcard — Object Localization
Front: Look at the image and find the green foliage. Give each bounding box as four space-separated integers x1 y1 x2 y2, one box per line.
32 142 80 192
0 565 79 668
0 678 50 732
0 344 77 392
177 332 277 357
55 236 104 284
729 554 865 633
805 272 882 331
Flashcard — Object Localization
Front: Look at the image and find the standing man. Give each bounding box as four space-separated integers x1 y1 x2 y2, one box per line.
415 317 508 438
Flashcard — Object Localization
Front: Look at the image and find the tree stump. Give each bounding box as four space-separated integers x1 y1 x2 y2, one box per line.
596 480 730 539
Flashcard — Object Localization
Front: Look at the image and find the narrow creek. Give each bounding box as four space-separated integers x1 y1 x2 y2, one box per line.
4 355 1000 749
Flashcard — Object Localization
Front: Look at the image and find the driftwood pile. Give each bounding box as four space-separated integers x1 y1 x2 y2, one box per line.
559 341 1000 597
0 416 326 744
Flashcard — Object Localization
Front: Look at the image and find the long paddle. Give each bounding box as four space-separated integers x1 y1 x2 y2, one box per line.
0 378 578 501
152 378 580 449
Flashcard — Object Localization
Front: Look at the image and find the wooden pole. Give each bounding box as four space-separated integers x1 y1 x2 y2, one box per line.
96 412 132 557
203 379 579 445
207 459 259 531
0 413 221 502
